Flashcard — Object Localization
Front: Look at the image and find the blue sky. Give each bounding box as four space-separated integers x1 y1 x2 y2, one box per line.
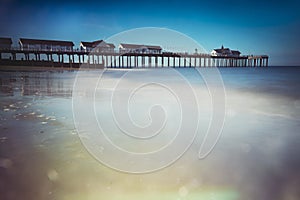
1 0 300 65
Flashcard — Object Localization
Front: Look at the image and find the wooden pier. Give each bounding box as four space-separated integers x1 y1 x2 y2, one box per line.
0 48 268 68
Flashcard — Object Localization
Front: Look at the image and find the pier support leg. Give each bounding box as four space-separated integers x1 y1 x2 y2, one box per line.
129 56 131 67
260 58 262 67
142 56 145 67
148 56 150 67
114 56 117 68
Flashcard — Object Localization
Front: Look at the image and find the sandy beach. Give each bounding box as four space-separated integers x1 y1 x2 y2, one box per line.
0 67 299 200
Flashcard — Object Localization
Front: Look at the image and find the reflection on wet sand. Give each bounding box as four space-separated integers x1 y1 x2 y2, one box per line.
0 71 73 97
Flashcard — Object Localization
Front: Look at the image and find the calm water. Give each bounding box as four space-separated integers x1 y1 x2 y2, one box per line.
0 66 299 200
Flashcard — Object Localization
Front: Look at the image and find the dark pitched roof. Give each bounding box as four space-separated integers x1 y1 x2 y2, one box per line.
106 43 115 48
120 43 162 50
146 44 163 50
213 45 241 55
19 38 74 46
214 45 227 53
214 48 231 53
231 50 241 55
214 45 231 53
80 41 94 48
81 40 103 48
0 37 12 45
120 43 142 49
81 40 115 48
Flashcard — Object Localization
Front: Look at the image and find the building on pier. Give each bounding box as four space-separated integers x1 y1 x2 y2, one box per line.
211 45 241 57
80 40 115 52
0 37 12 49
19 38 74 51
119 43 162 54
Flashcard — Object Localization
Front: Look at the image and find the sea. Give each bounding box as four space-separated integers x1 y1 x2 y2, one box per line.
0 66 299 200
